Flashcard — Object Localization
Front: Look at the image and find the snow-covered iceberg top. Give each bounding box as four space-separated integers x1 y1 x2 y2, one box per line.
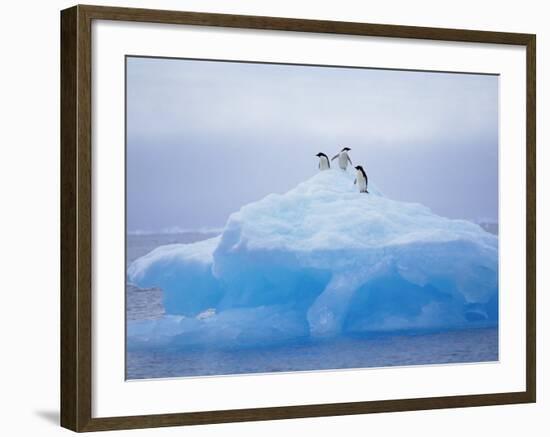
218 170 494 253
128 169 498 348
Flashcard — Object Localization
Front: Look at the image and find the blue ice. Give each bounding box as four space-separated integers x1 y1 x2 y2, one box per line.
127 170 498 348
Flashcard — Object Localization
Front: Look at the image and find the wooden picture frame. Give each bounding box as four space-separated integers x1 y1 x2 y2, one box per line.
61 4 536 432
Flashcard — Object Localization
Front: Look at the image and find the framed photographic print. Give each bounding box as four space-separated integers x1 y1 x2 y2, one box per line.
60 4 536 432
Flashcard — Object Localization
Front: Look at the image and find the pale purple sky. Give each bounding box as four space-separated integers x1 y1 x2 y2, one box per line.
126 56 498 233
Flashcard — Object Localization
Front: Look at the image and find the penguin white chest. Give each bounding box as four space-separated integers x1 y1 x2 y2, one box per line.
319 156 330 170
338 152 349 170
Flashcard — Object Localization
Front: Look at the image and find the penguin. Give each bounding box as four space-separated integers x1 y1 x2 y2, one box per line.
316 152 331 170
331 147 353 170
354 165 369 193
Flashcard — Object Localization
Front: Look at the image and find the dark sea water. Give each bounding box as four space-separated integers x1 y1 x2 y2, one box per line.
126 232 499 380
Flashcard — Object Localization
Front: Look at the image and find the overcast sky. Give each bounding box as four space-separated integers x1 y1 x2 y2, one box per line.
126 56 498 233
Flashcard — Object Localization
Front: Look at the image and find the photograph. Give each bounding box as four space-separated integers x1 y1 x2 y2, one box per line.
125 56 499 379
0 0 542 434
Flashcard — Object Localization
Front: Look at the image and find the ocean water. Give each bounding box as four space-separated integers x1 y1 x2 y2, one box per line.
126 232 498 380
127 328 498 379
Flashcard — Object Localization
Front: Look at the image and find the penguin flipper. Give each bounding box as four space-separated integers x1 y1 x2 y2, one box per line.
331 154 339 161
354 178 357 185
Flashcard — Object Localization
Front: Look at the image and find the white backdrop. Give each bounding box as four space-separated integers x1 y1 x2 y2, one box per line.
0 0 546 436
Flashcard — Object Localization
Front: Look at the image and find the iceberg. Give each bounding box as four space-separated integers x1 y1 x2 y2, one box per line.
127 170 498 348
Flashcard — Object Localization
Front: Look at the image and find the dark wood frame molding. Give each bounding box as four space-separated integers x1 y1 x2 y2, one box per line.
61 4 536 432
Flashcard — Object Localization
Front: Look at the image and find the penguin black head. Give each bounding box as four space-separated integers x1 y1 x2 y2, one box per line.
355 165 367 177
355 165 368 184
342 147 351 152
